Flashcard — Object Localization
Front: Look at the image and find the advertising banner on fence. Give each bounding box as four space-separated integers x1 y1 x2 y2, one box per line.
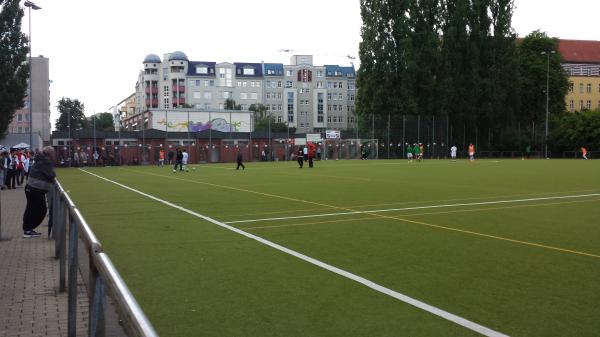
151 110 252 133
306 133 322 143
326 130 341 139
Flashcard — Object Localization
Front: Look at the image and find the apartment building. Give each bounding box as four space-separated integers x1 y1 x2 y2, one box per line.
134 52 356 134
6 56 50 148
559 39 600 112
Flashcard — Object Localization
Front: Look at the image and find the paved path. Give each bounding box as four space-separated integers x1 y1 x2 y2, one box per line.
0 186 88 337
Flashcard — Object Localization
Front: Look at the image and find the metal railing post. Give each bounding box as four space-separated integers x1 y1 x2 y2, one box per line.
59 197 67 292
89 253 106 337
67 212 78 337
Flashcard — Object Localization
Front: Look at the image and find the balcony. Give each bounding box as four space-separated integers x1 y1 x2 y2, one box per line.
145 87 159 94
171 85 185 92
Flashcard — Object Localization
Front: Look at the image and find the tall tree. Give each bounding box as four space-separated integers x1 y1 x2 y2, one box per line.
409 0 442 116
89 112 114 131
517 31 569 125
357 0 415 122
55 97 87 131
488 0 519 128
0 0 29 136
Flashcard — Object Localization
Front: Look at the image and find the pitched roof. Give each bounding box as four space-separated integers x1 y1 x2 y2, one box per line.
558 39 600 64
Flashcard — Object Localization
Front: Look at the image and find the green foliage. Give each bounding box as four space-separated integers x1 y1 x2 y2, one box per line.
90 112 115 131
517 30 569 124
356 1 572 150
224 98 241 110
55 97 87 131
254 115 289 132
550 110 600 151
0 0 29 136
249 103 267 120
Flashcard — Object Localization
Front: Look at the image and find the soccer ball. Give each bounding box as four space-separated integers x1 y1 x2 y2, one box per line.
192 167 196 171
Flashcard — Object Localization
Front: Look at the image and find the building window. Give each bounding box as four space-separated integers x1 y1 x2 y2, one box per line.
580 100 584 110
17 114 22 121
317 70 324 77
243 67 255 75
240 93 248 99
587 83 592 93
586 100 591 110
349 81 355 90
317 93 324 123
287 92 294 122
204 92 212 99
579 83 584 93
286 70 293 77
251 93 258 100
285 81 293 88
193 91 201 99
223 91 232 99
196 66 208 74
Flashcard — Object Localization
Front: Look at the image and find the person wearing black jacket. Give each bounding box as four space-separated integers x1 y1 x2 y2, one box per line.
236 149 245 170
297 147 304 168
173 149 183 172
23 146 56 238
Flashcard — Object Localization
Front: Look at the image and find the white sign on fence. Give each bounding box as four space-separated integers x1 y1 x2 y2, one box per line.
306 133 322 142
326 130 340 139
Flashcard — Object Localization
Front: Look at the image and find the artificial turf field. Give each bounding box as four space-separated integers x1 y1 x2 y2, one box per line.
57 159 600 337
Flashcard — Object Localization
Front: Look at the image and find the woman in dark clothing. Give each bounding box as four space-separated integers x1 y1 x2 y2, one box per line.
23 146 56 238
236 149 245 170
297 147 304 168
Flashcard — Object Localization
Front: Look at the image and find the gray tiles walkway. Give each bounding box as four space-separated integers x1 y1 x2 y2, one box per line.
0 186 88 337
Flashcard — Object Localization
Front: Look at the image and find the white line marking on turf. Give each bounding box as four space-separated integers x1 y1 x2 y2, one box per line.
79 169 508 337
225 193 600 225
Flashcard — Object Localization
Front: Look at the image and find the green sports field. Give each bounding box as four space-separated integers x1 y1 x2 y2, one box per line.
57 159 600 337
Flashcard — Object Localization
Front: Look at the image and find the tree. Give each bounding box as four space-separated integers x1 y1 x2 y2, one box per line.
55 97 87 131
224 98 241 110
550 110 600 152
90 112 114 131
357 0 416 120
0 0 29 136
254 115 288 132
517 31 569 125
249 103 267 120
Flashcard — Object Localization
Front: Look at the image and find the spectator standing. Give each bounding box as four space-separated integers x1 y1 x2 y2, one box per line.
173 149 183 172
297 147 304 168
236 149 245 170
23 146 56 238
182 149 189 171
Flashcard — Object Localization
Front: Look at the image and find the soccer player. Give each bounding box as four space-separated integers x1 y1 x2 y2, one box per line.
468 143 475 162
413 143 421 162
406 144 413 163
450 145 457 161
581 147 588 160
418 143 424 161
159 149 165 167
182 149 189 171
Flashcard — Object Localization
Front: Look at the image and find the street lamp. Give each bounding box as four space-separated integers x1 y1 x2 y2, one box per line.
24 0 41 151
541 50 555 159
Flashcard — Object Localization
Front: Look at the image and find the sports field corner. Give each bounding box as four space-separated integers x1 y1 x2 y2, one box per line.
57 159 600 337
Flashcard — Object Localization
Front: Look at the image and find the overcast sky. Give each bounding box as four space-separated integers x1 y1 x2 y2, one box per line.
21 0 600 129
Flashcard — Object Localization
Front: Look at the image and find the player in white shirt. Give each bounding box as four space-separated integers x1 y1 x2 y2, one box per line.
182 149 189 171
450 145 457 161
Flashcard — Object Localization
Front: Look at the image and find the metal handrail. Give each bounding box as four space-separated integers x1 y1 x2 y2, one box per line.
52 180 159 337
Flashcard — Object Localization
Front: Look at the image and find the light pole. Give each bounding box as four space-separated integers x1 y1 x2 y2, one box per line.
24 1 41 150
541 50 555 159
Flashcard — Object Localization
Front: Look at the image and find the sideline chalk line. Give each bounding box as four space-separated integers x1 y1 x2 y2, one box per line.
78 169 509 337
225 192 600 224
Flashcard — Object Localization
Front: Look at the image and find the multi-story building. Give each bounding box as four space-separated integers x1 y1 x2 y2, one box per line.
134 52 356 134
559 39 600 112
6 56 50 149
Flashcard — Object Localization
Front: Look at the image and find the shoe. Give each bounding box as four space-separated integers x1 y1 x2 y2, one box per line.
23 230 42 238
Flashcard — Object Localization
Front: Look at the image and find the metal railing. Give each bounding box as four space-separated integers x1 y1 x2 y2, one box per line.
50 180 159 337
